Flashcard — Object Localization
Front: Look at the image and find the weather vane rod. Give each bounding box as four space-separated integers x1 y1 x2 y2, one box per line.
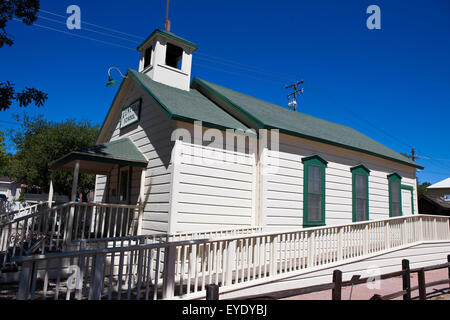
165 0 171 32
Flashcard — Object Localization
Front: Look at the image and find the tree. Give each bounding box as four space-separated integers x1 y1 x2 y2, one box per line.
0 129 12 176
0 0 48 111
9 115 100 196
418 182 431 197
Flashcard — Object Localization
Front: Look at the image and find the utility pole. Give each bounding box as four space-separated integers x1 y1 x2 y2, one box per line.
286 81 304 111
407 148 419 162
165 0 171 32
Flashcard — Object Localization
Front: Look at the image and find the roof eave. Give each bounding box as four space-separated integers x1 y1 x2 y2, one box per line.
137 29 198 51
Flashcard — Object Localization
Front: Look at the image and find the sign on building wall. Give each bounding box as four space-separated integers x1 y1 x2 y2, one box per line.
444 194 450 202
120 99 141 129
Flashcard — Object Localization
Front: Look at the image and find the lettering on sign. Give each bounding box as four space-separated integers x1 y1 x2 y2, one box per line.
120 99 141 129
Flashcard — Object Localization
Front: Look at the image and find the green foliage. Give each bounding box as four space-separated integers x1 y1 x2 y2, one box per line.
0 0 48 111
0 80 48 111
18 188 25 202
0 129 12 176
9 115 100 196
418 182 431 197
0 0 40 47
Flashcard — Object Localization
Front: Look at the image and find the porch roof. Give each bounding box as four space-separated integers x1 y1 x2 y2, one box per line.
49 138 148 175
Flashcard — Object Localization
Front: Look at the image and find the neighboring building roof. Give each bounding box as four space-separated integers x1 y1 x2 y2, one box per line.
0 177 17 183
192 78 423 169
50 138 148 171
420 195 450 210
428 177 450 189
137 29 198 51
128 69 253 135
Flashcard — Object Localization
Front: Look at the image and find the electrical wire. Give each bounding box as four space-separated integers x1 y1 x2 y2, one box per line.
14 8 450 172
37 15 141 44
39 9 145 40
0 120 21 126
12 19 136 51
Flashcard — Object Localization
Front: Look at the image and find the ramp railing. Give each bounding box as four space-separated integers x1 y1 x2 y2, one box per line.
0 202 143 269
13 214 450 300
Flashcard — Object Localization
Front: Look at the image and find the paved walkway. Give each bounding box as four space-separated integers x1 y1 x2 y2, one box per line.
282 269 450 300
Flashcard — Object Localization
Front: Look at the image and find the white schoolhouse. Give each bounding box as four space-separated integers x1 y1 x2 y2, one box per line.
63 28 423 235
5 28 450 302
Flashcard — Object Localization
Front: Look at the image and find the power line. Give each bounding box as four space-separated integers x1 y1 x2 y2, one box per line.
13 19 136 51
193 63 283 85
0 120 21 126
18 16 416 154
419 155 450 162
37 15 141 44
195 56 291 81
17 9 439 163
39 9 145 40
196 52 295 81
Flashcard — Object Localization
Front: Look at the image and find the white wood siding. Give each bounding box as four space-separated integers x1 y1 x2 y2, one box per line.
94 81 176 234
262 133 418 230
172 133 257 232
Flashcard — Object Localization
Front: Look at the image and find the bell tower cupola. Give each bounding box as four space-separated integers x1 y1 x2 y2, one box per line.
137 29 198 91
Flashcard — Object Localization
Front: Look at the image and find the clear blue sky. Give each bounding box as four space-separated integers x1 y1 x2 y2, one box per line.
1 0 449 184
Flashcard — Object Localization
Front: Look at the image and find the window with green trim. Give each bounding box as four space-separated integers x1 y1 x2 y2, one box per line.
351 165 370 222
302 155 328 227
388 173 402 217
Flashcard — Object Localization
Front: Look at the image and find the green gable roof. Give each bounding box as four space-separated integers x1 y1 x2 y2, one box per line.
128 69 253 135
137 29 198 51
50 138 148 170
77 138 147 162
192 78 423 169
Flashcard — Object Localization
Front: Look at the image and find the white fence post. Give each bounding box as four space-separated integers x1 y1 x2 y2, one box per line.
163 245 177 299
337 227 343 261
402 220 407 245
434 218 438 240
419 217 424 241
307 231 315 267
226 240 236 286
385 220 391 249
270 235 278 276
17 260 33 300
363 224 369 255
91 253 106 300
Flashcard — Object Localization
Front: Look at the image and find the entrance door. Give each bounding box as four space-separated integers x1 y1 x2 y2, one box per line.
402 189 413 216
119 166 130 204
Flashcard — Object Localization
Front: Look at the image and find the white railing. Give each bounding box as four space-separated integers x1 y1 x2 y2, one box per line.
0 202 49 224
13 214 450 300
0 202 143 268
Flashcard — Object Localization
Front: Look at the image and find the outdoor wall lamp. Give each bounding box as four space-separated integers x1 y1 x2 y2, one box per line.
106 67 126 87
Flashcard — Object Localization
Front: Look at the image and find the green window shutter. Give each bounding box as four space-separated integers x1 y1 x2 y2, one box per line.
351 165 370 222
388 173 403 217
302 155 328 228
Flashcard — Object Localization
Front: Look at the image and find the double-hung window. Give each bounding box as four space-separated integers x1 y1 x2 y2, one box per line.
302 155 328 227
351 165 370 222
388 173 402 217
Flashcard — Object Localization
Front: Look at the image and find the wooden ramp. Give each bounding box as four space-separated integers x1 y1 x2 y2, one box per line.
4 214 449 300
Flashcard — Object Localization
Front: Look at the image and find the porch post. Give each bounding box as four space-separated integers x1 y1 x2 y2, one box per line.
138 168 146 236
71 160 80 202
48 170 54 208
65 160 80 245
